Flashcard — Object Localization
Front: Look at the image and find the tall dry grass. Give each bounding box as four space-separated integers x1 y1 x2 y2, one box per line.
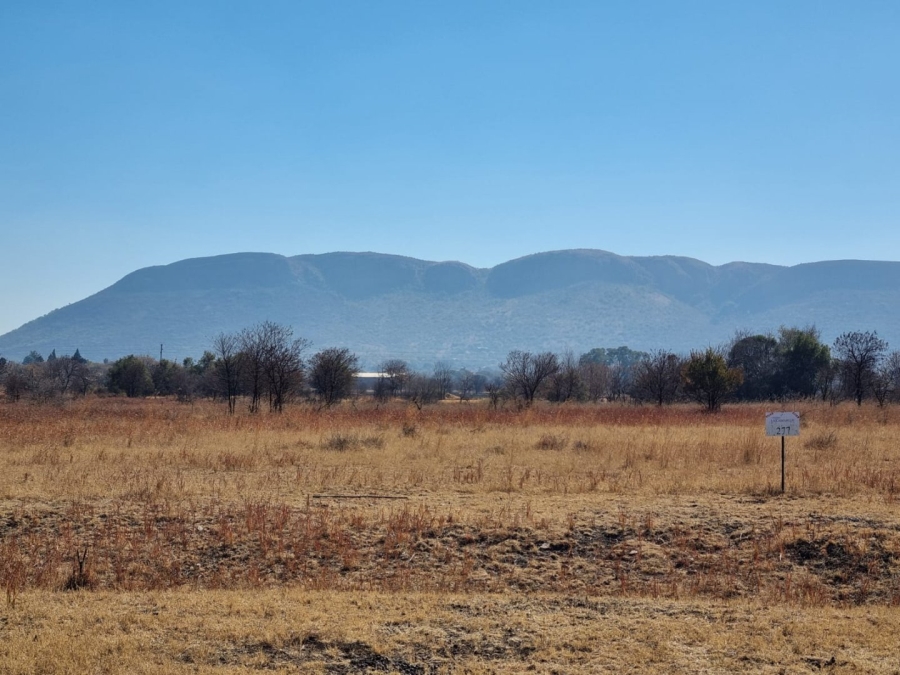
1 397 897 502
1 398 898 603
3 397 900 672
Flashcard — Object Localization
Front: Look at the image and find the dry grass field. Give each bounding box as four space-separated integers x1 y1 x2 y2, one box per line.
2 397 900 673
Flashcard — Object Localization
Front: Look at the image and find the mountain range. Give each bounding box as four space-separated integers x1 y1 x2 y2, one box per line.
1 249 898 368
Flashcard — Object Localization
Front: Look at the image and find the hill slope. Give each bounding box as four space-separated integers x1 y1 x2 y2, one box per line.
1 250 898 367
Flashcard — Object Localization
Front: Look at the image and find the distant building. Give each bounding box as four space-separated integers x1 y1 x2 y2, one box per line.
353 372 386 393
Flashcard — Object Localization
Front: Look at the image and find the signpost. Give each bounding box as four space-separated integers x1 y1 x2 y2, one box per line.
766 412 800 493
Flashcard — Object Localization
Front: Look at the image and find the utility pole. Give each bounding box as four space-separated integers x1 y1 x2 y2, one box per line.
160 343 163 363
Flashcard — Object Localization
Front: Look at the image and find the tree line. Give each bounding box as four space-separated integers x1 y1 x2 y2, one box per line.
522 327 896 411
1 323 898 411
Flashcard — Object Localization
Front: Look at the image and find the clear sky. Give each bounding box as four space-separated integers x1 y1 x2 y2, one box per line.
1 1 898 336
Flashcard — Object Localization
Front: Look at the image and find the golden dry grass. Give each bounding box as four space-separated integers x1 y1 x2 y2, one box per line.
4 590 900 674
2 398 900 672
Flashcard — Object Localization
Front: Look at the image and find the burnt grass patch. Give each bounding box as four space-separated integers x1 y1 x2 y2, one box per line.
786 534 897 598
194 619 543 674
188 634 426 674
3 498 900 605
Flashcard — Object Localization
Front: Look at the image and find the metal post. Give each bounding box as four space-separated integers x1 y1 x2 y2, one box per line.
781 435 785 493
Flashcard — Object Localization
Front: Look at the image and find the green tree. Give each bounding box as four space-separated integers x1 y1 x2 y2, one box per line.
152 359 180 396
728 333 777 400
107 355 154 397
682 348 743 412
197 350 216 373
774 326 831 398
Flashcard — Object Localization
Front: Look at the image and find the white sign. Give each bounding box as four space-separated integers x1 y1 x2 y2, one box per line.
766 412 800 437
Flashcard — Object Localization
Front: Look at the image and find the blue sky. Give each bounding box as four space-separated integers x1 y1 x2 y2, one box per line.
1 1 898 336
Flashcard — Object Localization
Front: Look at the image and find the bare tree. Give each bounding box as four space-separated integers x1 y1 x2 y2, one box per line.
74 362 100 397
456 369 474 402
579 361 611 402
456 370 489 402
607 363 632 402
46 355 79 395
833 331 888 406
888 351 900 404
484 379 505 409
373 375 390 404
171 365 199 404
379 359 409 398
813 358 840 404
471 373 487 397
406 373 442 410
500 350 559 405
310 347 359 407
547 350 582 402
873 351 900 406
260 322 309 412
3 363 29 402
433 361 453 401
240 324 268 413
213 332 242 414
240 321 309 413
631 350 683 406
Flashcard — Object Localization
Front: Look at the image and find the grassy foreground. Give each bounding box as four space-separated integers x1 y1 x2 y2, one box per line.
1 398 899 672
4 590 900 674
